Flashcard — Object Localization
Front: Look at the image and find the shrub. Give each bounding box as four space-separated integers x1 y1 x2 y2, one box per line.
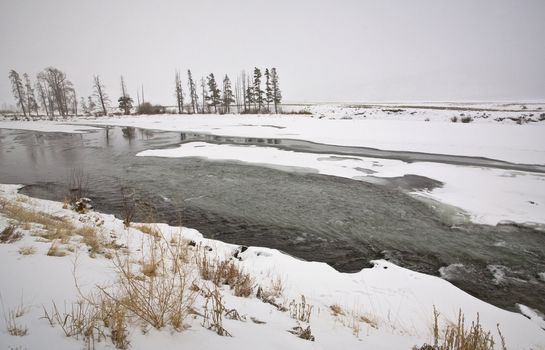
413 308 507 350
450 116 458 123
460 116 473 123
0 225 22 243
18 246 36 255
137 102 165 115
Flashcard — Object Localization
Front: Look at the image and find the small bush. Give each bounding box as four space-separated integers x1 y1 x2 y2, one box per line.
450 116 458 123
0 225 22 243
137 102 165 115
47 241 66 257
460 116 473 123
330 304 345 317
18 246 36 255
413 308 507 350
197 253 254 297
77 226 101 256
288 325 315 341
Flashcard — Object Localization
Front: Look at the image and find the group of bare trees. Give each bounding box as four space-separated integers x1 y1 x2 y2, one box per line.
176 67 282 114
9 67 77 117
8 66 282 116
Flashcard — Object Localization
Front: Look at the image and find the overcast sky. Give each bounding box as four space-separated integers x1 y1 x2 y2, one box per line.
1 0 544 106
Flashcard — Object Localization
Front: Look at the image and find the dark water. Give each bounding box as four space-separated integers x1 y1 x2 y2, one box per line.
1 126 544 317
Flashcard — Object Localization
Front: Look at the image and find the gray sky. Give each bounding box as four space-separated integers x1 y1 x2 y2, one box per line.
1 0 544 106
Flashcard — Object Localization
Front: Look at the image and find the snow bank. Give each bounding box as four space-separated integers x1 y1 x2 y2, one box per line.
0 120 101 133
1 184 544 350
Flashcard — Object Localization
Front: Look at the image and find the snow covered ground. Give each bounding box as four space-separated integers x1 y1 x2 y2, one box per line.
1 184 544 350
136 142 545 226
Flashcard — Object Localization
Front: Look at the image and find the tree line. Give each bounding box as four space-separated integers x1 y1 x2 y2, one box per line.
7 67 282 117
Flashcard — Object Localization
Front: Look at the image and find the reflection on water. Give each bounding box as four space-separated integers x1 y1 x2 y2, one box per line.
0 126 544 316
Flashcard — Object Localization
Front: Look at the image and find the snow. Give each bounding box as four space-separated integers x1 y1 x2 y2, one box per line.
0 120 101 133
65 110 545 165
137 142 545 225
1 184 545 350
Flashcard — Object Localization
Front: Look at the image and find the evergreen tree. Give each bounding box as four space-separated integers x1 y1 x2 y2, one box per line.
206 73 221 113
175 70 184 114
8 70 27 116
271 68 282 114
222 75 235 113
265 68 273 113
118 76 132 115
187 69 198 114
200 77 209 113
245 76 254 113
253 67 264 112
87 96 97 115
80 97 88 115
23 73 38 116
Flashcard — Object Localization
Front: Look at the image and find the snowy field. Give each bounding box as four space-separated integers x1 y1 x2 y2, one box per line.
1 184 545 350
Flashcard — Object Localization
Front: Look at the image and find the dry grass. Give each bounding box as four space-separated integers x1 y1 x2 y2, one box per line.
137 224 161 238
289 295 313 323
201 287 232 337
0 200 74 242
3 302 28 337
46 241 67 257
413 308 507 350
197 253 254 297
0 225 23 243
76 225 101 257
18 246 36 255
330 304 345 317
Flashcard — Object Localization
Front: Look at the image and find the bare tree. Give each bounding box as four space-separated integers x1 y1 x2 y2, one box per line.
38 67 73 117
175 70 184 114
8 70 27 116
35 79 50 116
93 75 109 116
23 73 39 116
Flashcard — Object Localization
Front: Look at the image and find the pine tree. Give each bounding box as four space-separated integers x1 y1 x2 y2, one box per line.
23 73 38 116
201 77 209 113
8 70 27 116
253 67 264 112
80 97 88 115
206 73 221 113
118 76 132 115
222 75 235 113
245 76 254 113
271 68 282 114
187 69 198 114
87 96 97 115
175 71 184 114
265 68 273 113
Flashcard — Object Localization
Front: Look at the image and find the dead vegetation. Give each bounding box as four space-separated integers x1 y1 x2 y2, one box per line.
3 300 28 337
0 225 23 243
47 241 67 257
0 199 74 242
413 308 507 350
76 225 101 257
196 252 254 297
289 295 313 323
18 245 36 255
288 325 315 341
